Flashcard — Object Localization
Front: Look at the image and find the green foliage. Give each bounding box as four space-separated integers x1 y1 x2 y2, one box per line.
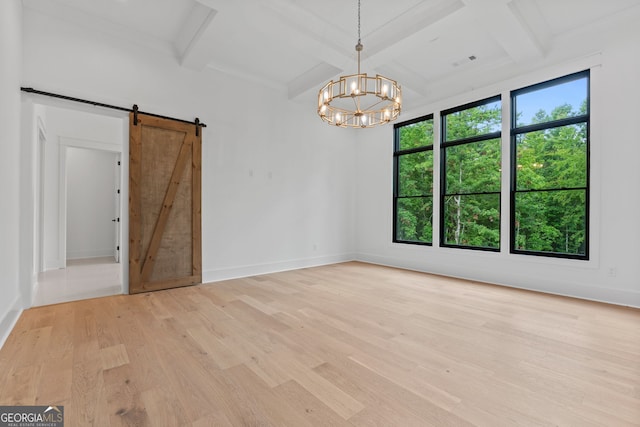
444 100 501 142
514 103 588 255
394 94 587 255
442 102 502 248
398 119 434 150
395 119 433 243
396 197 433 242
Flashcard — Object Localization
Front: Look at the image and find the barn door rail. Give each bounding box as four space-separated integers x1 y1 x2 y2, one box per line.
20 87 206 133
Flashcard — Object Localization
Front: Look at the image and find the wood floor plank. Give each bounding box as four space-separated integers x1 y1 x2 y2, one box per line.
221 364 317 427
140 387 191 427
313 359 470 427
103 364 150 427
271 379 353 427
0 364 42 405
0 261 638 426
68 359 106 425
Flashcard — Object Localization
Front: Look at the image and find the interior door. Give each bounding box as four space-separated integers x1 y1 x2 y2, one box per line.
129 113 202 294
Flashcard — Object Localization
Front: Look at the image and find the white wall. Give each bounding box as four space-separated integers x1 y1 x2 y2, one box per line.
66 147 117 260
22 8 356 284
0 0 23 346
356 29 640 307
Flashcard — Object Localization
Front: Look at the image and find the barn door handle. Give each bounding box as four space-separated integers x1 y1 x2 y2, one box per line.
112 218 120 222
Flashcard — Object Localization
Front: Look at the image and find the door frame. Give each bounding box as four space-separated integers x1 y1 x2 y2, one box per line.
114 153 122 263
35 116 46 275
58 137 124 270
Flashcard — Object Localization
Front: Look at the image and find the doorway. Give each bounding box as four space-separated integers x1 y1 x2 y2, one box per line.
31 104 127 306
63 145 119 264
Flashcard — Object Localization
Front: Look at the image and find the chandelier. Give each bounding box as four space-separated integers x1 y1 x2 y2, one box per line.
317 0 402 128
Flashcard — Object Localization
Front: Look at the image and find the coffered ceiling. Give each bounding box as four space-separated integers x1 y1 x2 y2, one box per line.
22 0 640 109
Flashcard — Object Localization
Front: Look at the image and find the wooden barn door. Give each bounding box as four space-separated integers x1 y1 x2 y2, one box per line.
129 113 201 294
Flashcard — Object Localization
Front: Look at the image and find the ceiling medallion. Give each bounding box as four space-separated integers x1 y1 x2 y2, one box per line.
317 0 402 128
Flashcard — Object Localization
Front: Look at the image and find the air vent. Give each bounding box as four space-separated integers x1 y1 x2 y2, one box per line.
452 55 478 67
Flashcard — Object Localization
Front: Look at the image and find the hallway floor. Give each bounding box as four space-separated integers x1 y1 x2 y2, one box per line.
33 256 122 306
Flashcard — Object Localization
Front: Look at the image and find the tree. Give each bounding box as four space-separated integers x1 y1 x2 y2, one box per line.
396 119 434 243
514 101 587 254
442 102 501 248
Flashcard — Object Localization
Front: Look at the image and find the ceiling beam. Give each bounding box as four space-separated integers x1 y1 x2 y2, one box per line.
254 0 354 68
285 0 466 100
460 0 544 63
287 62 343 100
174 2 218 71
363 0 466 57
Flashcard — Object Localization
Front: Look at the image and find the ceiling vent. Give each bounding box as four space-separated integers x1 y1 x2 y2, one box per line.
452 55 477 67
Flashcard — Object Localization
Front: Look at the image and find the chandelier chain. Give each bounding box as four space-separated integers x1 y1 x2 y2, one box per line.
357 0 361 43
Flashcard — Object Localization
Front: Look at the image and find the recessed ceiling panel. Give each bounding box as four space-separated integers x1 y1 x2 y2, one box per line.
384 7 509 83
41 0 197 42
533 0 640 36
292 0 426 38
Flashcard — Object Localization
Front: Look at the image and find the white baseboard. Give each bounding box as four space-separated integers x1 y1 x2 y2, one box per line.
0 296 23 351
356 253 640 309
66 249 113 260
31 273 39 307
203 253 356 284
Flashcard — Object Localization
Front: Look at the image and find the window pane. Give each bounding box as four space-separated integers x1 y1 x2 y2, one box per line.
445 138 501 194
443 193 500 248
516 124 587 191
514 190 586 255
398 119 434 151
515 77 588 127
396 197 433 243
398 151 433 196
444 100 501 141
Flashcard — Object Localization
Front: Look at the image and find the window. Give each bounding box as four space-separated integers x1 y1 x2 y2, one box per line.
393 115 434 244
440 96 502 250
511 71 589 259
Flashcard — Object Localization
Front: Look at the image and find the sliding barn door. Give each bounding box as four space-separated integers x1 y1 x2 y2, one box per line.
129 113 202 294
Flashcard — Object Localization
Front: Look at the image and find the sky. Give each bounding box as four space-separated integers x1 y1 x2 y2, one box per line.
515 77 588 125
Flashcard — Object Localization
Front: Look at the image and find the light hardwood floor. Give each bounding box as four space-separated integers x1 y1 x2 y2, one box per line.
1 262 638 426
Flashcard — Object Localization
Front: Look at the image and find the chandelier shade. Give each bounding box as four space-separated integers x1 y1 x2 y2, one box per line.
317 1 402 128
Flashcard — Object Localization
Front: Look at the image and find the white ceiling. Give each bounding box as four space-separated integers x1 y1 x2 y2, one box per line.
22 0 640 109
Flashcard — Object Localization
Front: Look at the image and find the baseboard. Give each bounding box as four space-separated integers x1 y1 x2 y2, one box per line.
66 249 113 260
203 253 357 284
356 253 640 309
0 295 23 351
31 272 39 306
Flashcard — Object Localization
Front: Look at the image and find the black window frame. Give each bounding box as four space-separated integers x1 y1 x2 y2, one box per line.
440 95 502 252
510 70 590 260
393 114 435 246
